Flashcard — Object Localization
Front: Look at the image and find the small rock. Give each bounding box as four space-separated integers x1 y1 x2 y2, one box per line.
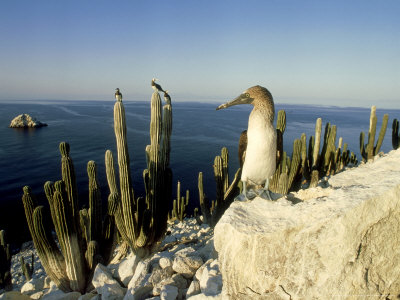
20 277 44 295
160 284 178 300
149 266 174 287
9 114 47 128
43 276 52 289
92 264 125 300
199 261 222 296
186 280 201 298
0 291 31 300
159 257 173 269
172 256 203 279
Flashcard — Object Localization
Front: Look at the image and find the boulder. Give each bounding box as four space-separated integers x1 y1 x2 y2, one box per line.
215 149 400 299
92 264 125 300
9 114 47 128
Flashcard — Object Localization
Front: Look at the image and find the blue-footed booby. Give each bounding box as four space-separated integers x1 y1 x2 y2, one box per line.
217 85 277 201
115 88 122 101
151 78 165 93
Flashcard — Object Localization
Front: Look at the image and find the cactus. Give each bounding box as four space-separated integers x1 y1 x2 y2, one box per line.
198 147 241 227
105 88 173 257
171 181 189 222
360 106 389 161
270 139 301 194
21 143 116 293
0 230 12 291
20 253 34 282
393 119 400 150
276 110 286 164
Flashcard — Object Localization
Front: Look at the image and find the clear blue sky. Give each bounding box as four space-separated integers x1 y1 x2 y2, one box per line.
0 0 399 108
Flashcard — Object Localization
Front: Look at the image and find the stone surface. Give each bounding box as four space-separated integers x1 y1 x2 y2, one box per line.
114 253 140 286
215 149 400 299
160 284 178 300
198 260 222 296
0 291 31 300
9 114 47 128
92 264 125 300
186 279 201 298
172 256 203 279
20 277 44 295
187 294 222 300
41 290 81 300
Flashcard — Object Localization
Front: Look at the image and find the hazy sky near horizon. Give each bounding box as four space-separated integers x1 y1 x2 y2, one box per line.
0 1 399 108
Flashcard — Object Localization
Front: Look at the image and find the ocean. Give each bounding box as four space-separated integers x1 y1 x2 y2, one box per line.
1 99 399 247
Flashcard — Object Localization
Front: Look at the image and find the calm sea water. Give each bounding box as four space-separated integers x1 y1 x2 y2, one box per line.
0 100 399 247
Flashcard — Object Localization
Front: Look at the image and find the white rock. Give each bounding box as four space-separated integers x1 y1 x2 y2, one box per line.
41 290 81 300
160 284 178 300
186 279 201 298
186 294 221 300
115 253 140 286
124 260 152 300
9 114 47 128
92 264 125 300
20 277 44 295
159 257 173 269
214 149 400 299
172 256 203 279
199 261 222 296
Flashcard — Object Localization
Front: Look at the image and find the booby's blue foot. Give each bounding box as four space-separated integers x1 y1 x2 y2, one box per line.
234 190 256 202
259 189 273 200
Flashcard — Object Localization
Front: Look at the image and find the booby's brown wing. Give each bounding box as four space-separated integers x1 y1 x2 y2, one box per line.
238 130 247 169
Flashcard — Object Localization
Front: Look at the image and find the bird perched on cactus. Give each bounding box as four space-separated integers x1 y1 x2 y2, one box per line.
151 78 165 93
115 88 122 101
217 85 277 201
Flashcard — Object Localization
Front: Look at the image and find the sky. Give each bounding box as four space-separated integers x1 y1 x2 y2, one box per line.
0 0 399 108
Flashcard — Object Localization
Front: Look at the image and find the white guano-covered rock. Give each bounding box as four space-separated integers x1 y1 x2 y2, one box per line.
215 149 400 299
9 114 47 128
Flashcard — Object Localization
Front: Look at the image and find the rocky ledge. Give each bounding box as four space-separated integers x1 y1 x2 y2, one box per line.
9 114 47 128
215 149 400 299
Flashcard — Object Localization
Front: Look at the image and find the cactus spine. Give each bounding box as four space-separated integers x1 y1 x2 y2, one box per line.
105 89 173 256
392 119 400 150
22 143 116 293
0 230 12 290
360 106 389 161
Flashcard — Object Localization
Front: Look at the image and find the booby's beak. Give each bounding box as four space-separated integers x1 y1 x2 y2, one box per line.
216 93 254 110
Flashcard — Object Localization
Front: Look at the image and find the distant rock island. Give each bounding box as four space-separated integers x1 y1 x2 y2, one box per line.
9 114 47 128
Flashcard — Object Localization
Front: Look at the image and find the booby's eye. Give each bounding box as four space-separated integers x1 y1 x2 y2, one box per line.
245 93 250 98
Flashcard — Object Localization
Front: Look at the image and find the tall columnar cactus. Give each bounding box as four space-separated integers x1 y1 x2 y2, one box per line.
105 89 173 256
22 142 116 293
276 110 286 164
171 181 189 222
270 139 301 194
20 253 34 282
0 230 12 291
392 119 400 150
360 106 389 161
198 147 241 227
